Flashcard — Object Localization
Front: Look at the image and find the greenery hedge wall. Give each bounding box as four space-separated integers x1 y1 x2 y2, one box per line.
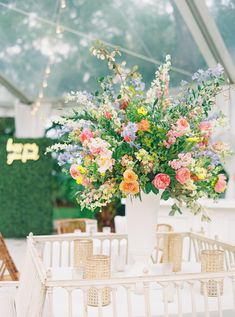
0 137 53 237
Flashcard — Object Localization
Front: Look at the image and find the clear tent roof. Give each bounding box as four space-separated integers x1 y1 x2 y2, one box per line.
0 0 234 103
206 0 235 64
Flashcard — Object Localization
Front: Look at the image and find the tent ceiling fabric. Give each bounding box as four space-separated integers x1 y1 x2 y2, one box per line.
0 0 234 105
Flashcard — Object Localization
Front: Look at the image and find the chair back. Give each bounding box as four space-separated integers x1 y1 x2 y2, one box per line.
155 224 174 263
57 218 97 234
0 233 19 281
157 223 173 233
15 235 47 317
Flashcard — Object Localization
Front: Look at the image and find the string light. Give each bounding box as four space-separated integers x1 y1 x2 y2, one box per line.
56 24 62 34
31 0 66 116
42 80 48 88
38 91 44 99
61 0 66 9
45 65 51 75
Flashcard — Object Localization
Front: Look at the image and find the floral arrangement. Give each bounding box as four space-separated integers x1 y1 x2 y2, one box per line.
48 43 232 219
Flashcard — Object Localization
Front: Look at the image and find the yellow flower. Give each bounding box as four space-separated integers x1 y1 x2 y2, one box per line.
76 176 83 184
195 167 207 180
137 106 147 116
100 172 105 176
187 137 201 142
77 166 87 174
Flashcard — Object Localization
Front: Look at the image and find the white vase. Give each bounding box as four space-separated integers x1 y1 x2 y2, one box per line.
125 192 161 267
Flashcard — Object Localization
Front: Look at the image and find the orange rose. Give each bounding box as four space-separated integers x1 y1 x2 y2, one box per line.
119 180 140 195
123 169 138 181
138 119 150 131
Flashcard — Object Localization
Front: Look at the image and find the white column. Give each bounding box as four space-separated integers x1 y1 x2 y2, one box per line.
14 101 52 138
226 86 235 199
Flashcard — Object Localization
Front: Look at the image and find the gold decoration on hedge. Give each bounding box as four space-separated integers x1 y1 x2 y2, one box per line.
6 138 40 165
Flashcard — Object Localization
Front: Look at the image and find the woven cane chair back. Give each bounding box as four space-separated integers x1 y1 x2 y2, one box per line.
155 224 174 263
57 218 87 234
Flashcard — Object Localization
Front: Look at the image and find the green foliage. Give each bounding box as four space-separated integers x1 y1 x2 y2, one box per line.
53 207 95 220
0 118 15 136
0 137 53 237
52 163 78 206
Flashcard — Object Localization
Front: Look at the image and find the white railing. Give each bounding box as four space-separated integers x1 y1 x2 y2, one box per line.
188 232 235 270
33 232 235 270
28 233 235 317
32 233 128 268
154 232 235 270
44 271 235 317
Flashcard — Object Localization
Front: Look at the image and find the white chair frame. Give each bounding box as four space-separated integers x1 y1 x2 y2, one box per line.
0 233 47 317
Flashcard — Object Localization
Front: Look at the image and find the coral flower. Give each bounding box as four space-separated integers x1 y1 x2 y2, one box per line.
80 128 93 143
152 173 171 190
123 135 131 143
191 175 199 182
104 111 112 119
214 174 227 193
176 167 191 184
138 119 150 131
123 169 138 181
199 121 212 132
70 164 80 179
119 180 140 195
176 118 190 131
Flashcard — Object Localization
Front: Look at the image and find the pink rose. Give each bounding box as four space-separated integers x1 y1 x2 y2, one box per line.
199 121 212 132
168 136 176 145
80 128 93 143
214 174 227 193
70 165 80 179
176 118 190 131
152 173 171 190
82 176 90 187
176 167 191 184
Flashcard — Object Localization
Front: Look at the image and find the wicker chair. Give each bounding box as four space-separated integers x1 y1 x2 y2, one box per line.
157 223 173 233
56 218 97 234
153 224 174 263
0 233 19 281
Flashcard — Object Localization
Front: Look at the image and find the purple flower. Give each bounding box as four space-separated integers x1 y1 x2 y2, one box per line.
192 64 224 83
130 78 145 92
207 112 220 121
193 150 220 165
121 122 138 141
56 144 83 166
